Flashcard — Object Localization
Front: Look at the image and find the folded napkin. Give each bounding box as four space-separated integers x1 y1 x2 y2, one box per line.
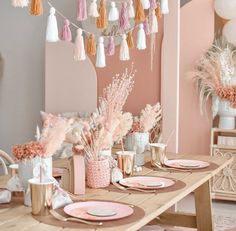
52 182 73 209
0 190 11 204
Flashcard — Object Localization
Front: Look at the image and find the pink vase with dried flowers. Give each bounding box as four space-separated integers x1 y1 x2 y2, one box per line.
87 158 110 188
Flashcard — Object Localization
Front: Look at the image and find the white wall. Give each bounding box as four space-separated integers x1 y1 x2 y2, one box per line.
0 1 76 153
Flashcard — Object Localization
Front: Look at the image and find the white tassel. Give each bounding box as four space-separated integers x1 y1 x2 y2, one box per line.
108 2 119 21
137 24 146 50
88 0 99 17
128 0 135 18
12 0 29 7
141 0 150 10
120 34 130 61
46 7 59 42
149 9 158 33
161 0 169 14
96 37 106 68
74 28 86 61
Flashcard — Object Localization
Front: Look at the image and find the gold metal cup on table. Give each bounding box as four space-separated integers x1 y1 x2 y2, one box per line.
28 178 54 216
116 151 135 177
149 143 167 167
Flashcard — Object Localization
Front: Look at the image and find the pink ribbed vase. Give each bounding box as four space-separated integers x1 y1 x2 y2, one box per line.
87 158 110 188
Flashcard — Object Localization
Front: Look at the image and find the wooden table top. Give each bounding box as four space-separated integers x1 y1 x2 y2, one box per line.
0 153 233 231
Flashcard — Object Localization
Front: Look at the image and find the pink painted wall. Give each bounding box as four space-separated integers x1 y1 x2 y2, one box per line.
179 0 214 155
95 20 164 115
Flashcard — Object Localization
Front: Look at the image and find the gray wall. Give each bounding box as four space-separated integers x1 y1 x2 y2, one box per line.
0 1 76 154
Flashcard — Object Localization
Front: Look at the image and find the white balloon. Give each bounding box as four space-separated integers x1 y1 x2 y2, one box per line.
215 0 236 20
223 19 236 46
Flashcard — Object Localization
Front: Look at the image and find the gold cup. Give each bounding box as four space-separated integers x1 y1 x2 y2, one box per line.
116 151 135 177
149 143 167 167
28 178 54 216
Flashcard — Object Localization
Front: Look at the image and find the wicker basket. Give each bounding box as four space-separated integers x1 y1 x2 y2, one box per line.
87 158 110 188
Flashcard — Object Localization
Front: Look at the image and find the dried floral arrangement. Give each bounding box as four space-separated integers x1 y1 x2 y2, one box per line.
74 67 135 161
190 37 236 117
129 102 162 133
12 112 70 161
12 141 44 161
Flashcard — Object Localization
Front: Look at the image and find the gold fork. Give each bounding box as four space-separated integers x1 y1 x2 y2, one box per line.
113 182 157 193
49 209 103 226
154 162 192 172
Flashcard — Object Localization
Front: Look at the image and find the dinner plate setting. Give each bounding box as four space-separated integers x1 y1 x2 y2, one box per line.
64 201 134 221
119 176 176 190
164 159 210 170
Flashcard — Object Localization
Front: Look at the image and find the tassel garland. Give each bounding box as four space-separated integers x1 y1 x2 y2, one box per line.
12 0 29 8
127 31 134 49
96 0 108 29
108 2 119 21
30 0 43 16
149 10 158 34
137 24 146 50
156 3 162 18
77 0 87 21
128 0 135 18
46 7 59 42
141 0 150 10
61 19 72 42
74 28 86 61
88 0 99 17
119 2 130 30
135 0 145 24
96 37 106 68
120 34 130 61
150 0 157 10
161 0 169 14
106 36 115 56
143 18 150 35
86 34 96 56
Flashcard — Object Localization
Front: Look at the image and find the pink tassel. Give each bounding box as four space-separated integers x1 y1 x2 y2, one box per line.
74 28 86 61
143 18 150 35
119 2 130 31
106 36 115 56
60 19 72 42
77 0 87 21
150 0 157 10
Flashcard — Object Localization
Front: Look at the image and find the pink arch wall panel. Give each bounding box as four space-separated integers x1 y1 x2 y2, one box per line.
179 0 214 155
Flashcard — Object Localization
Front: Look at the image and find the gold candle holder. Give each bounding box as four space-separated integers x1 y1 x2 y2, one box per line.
116 151 135 177
149 143 167 167
28 178 54 216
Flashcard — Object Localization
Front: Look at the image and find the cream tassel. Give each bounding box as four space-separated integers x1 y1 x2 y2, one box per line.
120 34 130 61
46 7 59 42
108 1 119 21
96 37 106 68
149 9 158 33
161 0 169 14
128 0 135 18
136 24 146 50
141 0 150 10
74 28 86 61
89 0 99 17
12 0 29 7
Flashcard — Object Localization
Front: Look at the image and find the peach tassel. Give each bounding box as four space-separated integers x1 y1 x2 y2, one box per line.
30 0 43 16
87 34 97 56
127 31 134 49
135 0 145 24
96 0 108 29
156 3 162 18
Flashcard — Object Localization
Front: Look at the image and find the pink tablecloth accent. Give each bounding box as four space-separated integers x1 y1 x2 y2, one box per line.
73 155 85 194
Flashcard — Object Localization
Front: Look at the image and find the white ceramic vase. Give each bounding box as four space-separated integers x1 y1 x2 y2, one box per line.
218 100 236 129
124 132 149 166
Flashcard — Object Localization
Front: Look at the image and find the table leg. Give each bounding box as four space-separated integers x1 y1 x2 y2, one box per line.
194 180 213 231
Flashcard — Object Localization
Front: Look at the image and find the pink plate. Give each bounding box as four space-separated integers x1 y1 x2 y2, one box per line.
164 159 210 169
63 201 134 221
119 176 175 189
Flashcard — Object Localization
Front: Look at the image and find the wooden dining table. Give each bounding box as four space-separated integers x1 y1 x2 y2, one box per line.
0 153 233 231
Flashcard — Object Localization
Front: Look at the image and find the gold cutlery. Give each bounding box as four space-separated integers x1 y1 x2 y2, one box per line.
49 209 103 226
112 182 157 193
